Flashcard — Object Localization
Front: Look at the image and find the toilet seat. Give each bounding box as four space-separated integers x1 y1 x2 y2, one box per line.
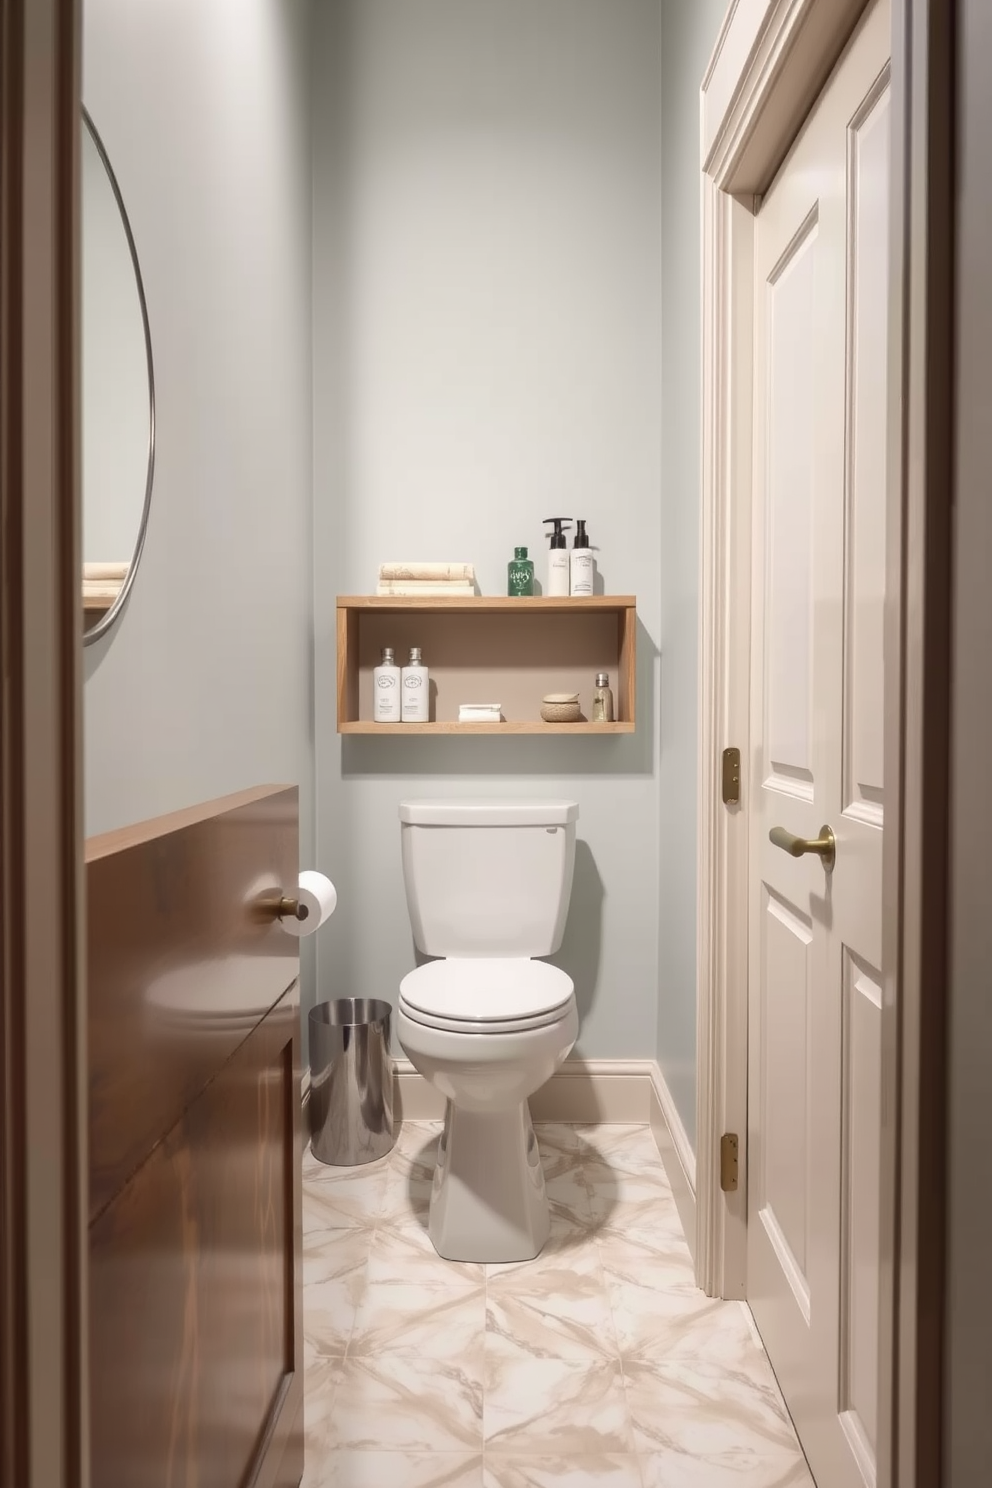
399 957 573 1035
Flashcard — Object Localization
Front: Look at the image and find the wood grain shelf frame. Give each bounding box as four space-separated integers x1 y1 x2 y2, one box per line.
336 595 637 735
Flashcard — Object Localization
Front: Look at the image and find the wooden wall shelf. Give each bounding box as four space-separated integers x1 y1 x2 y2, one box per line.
336 595 637 735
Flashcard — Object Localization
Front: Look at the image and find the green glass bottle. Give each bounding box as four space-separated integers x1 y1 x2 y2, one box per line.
507 545 534 597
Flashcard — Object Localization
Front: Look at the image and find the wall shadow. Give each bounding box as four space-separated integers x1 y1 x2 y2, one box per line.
547 839 603 1031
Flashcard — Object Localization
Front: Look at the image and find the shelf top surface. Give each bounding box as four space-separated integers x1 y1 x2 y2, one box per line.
338 594 635 611
339 720 634 735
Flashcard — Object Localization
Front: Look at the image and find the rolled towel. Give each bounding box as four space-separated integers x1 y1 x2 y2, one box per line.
379 562 475 583
83 561 129 581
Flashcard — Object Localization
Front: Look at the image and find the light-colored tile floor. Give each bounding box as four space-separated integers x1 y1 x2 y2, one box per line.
301 1122 815 1488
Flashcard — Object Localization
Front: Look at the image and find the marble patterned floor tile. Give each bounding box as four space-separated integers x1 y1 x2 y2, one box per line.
573 1126 667 1174
582 1161 676 1216
302 1356 344 1472
368 1213 485 1286
535 1123 586 1159
302 1169 386 1233
303 1141 392 1186
487 1244 619 1361
349 1279 487 1359
544 1163 596 1219
305 1453 485 1488
596 1230 697 1300
609 1284 758 1367
483 1457 645 1487
379 1165 435 1223
588 1184 686 1247
392 1123 441 1170
485 1204 596 1281
379 1181 435 1231
393 1119 442 1142
485 1358 634 1456
622 1358 803 1468
303 1225 372 1284
302 1232 368 1361
330 1355 484 1452
638 1450 813 1487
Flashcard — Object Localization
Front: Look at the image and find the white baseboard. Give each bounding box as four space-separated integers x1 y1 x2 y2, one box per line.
649 1063 697 1265
393 1059 446 1120
392 1056 655 1125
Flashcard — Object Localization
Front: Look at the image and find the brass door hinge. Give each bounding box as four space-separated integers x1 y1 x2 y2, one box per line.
720 1132 739 1192
722 747 741 806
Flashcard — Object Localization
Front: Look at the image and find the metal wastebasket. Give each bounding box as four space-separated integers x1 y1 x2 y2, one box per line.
309 998 394 1165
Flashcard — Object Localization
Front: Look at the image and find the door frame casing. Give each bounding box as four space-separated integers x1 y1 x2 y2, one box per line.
695 1 951 1486
695 0 877 1305
0 1 86 1486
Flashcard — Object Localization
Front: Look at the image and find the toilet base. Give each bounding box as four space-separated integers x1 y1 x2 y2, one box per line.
429 1099 549 1263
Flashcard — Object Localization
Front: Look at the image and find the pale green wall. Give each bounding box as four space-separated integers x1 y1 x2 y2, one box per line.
656 0 729 1149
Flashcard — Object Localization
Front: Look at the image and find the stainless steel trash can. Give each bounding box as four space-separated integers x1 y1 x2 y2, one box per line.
309 998 394 1165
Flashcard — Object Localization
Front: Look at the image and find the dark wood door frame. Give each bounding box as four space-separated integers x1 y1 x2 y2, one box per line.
880 2 954 1485
0 2 86 1487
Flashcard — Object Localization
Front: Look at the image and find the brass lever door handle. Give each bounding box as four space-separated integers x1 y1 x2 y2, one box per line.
769 824 836 871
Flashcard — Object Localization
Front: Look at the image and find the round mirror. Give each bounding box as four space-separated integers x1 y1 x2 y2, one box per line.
82 107 155 643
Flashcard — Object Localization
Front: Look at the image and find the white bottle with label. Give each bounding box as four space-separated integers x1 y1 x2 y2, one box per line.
373 646 401 722
544 517 572 597
570 519 595 596
401 646 429 722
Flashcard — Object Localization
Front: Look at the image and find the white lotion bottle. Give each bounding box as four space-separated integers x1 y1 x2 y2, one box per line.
373 646 401 722
570 519 595 596
544 517 572 597
401 646 429 722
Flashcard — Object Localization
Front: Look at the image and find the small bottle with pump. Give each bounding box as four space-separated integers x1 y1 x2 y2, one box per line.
544 518 572 597
373 646 401 722
401 646 429 722
592 672 614 723
570 519 595 596
507 545 534 597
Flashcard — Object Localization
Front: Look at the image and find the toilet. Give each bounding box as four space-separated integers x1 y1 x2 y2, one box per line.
396 798 579 1263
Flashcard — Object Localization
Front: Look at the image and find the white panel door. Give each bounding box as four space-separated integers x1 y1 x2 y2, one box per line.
747 3 890 1485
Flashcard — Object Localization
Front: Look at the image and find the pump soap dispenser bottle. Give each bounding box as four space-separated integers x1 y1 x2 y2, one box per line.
570 519 595 596
543 518 572 597
373 646 401 722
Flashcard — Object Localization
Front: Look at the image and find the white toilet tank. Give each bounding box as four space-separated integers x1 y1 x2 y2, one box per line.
399 799 578 958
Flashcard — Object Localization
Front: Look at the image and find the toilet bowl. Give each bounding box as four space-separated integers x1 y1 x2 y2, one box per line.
396 799 579 1263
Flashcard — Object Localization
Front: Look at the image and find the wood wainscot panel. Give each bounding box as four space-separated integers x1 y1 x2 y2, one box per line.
86 785 300 1218
87 785 304 1487
89 987 303 1488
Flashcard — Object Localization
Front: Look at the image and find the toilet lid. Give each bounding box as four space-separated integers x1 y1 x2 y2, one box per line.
399 957 573 1025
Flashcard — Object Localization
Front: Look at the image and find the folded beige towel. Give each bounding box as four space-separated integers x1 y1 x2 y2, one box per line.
379 562 475 583
377 581 474 596
84 561 129 581
82 581 123 603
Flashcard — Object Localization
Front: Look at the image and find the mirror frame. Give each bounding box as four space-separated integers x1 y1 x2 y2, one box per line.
82 105 156 646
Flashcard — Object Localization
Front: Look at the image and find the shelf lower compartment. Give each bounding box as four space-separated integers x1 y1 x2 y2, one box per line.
336 594 637 734
339 720 634 735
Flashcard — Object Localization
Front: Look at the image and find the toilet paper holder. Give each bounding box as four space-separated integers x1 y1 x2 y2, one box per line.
253 893 309 924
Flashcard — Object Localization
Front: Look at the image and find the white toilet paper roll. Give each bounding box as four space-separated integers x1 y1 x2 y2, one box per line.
281 869 337 937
